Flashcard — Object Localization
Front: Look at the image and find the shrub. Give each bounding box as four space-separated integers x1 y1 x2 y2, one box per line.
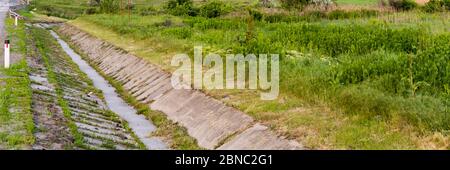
165 0 193 10
88 0 101 6
84 7 98 15
199 1 228 18
388 0 418 11
99 0 120 14
138 6 157 16
165 0 198 16
249 9 264 21
423 0 450 12
172 4 198 16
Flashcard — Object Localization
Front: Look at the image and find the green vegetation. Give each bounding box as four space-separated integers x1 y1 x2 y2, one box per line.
423 0 450 12
0 17 34 149
32 0 450 149
388 0 418 11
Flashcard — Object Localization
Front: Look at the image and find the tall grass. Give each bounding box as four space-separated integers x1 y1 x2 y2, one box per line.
81 12 450 131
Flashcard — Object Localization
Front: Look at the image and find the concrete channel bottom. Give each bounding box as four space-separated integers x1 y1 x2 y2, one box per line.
49 30 167 150
57 24 302 150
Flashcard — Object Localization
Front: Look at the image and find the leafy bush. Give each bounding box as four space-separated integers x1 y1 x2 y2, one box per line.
99 0 120 14
423 0 450 12
84 7 98 15
388 0 418 11
199 1 228 18
165 0 198 16
249 9 263 21
165 0 193 10
138 6 157 16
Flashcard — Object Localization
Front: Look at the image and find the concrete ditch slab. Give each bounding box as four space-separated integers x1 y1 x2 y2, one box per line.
57 24 302 150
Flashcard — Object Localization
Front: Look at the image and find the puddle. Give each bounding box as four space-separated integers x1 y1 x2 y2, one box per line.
49 30 167 150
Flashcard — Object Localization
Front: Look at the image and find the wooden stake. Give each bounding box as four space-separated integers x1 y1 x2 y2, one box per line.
4 40 10 69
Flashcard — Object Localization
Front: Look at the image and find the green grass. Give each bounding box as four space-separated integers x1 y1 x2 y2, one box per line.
0 18 34 149
0 60 34 149
66 9 450 149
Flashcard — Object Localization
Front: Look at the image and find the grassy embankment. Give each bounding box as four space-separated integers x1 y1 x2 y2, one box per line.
70 11 450 149
33 0 449 149
0 16 34 149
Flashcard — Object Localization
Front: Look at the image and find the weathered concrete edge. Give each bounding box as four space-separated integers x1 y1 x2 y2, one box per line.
57 23 303 150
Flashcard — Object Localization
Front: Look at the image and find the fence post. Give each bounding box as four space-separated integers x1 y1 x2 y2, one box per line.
4 40 10 69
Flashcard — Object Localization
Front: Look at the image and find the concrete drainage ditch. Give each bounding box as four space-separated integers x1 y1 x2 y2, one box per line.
28 24 167 150
57 24 303 150
49 30 167 150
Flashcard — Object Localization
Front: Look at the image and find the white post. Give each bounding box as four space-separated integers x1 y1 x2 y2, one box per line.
14 16 18 26
4 40 10 69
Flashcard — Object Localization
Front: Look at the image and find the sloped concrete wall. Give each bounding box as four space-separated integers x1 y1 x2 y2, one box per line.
57 24 303 150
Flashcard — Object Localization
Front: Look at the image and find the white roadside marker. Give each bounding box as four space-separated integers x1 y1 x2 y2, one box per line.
14 16 18 26
4 40 10 68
